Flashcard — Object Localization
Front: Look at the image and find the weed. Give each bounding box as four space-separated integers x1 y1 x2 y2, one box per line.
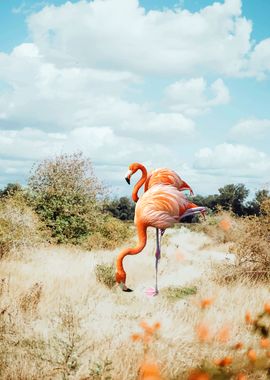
95 263 116 289
163 286 197 301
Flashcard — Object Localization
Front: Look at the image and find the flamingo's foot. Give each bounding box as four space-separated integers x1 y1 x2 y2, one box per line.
145 287 159 297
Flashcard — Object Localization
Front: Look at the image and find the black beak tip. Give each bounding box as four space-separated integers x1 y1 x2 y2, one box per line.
123 287 133 292
125 177 130 185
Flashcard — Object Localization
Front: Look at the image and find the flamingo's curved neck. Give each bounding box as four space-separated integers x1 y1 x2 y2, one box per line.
132 164 147 202
116 223 147 279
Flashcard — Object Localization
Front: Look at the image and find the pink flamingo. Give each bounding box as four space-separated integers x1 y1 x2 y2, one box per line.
116 184 205 294
125 163 193 203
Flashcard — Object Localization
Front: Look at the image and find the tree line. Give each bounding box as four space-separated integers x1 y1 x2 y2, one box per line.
103 183 269 221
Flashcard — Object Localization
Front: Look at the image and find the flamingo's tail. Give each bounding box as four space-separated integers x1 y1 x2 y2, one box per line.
179 180 194 195
179 202 206 221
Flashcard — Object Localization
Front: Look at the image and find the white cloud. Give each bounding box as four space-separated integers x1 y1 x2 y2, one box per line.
230 118 270 140
194 143 270 178
0 0 270 195
247 39 270 79
164 77 230 115
26 0 258 77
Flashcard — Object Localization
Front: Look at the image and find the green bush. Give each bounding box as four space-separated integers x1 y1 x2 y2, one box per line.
95 263 116 289
83 215 133 250
28 153 104 244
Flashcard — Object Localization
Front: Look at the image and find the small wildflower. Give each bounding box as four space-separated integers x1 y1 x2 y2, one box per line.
214 357 232 367
140 361 162 380
196 323 211 342
140 321 155 335
200 298 214 309
260 338 270 349
153 322 161 330
131 333 141 342
217 325 230 343
245 311 253 324
188 370 210 380
247 348 256 363
219 219 231 231
234 342 244 350
264 303 270 314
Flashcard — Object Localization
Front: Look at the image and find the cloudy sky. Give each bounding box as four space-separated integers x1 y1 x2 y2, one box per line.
0 0 269 197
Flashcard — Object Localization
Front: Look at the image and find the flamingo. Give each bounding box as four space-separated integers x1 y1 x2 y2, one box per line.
125 162 193 203
115 184 205 294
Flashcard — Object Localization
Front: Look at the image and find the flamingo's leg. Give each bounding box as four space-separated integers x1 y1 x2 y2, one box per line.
154 228 161 295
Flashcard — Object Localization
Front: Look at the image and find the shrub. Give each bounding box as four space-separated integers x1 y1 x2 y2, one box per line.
95 263 116 289
231 198 270 280
28 152 104 244
0 191 43 258
83 215 133 251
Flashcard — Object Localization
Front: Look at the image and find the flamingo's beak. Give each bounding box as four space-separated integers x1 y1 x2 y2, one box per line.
125 169 132 185
180 180 194 195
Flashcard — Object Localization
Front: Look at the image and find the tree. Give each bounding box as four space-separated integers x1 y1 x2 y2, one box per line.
104 196 135 220
245 189 270 216
217 183 249 216
0 183 23 198
28 152 104 244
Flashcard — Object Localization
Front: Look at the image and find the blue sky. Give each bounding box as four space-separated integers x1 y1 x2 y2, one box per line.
0 0 269 197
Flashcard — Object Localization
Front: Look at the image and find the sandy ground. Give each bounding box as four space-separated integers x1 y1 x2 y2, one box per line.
0 227 269 379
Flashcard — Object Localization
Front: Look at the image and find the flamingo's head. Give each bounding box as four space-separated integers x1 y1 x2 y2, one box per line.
125 162 141 185
115 271 133 292
179 180 194 196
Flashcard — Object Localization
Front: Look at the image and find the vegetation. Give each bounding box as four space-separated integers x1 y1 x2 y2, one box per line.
163 286 198 301
0 152 269 379
230 198 270 280
0 189 44 257
191 184 269 216
28 152 104 244
104 196 135 221
95 263 116 289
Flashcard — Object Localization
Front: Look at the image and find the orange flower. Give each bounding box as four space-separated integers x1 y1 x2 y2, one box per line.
266 351 270 358
260 338 270 349
153 322 161 330
214 357 233 367
200 298 214 309
217 325 230 343
140 361 162 380
140 321 155 335
196 323 211 342
219 219 231 231
245 311 253 324
140 321 160 335
247 348 256 363
264 303 270 314
188 370 210 380
131 333 142 342
234 342 244 350
236 373 247 380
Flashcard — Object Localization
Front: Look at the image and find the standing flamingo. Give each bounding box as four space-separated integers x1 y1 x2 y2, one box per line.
115 184 205 294
125 162 193 203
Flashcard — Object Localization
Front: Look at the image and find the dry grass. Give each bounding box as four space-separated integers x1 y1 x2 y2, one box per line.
0 227 269 379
